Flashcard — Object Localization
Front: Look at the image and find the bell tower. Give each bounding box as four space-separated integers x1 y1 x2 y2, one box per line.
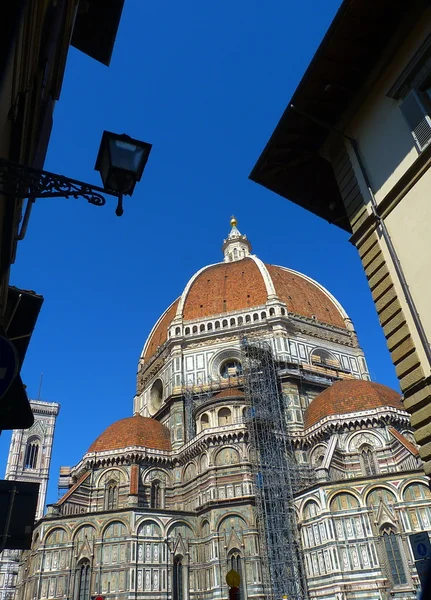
0 399 59 600
5 399 60 519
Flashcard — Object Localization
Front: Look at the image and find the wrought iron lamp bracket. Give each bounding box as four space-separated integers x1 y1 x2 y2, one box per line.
0 158 124 215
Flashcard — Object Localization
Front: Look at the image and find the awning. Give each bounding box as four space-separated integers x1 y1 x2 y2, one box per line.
71 0 125 67
0 286 43 430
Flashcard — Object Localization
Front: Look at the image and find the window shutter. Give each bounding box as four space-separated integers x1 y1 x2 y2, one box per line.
400 90 431 151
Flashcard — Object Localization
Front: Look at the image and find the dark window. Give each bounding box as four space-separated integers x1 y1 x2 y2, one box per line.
75 560 90 600
230 318 236 326
207 323 213 331
200 324 205 332
24 441 39 469
245 315 251 323
173 557 183 600
150 480 161 509
220 359 242 379
382 529 407 586
229 553 244 600
106 482 118 510
269 308 275 316
361 446 378 476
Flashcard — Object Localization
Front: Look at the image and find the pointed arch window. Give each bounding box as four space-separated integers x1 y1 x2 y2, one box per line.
381 527 407 586
173 556 183 600
228 551 244 600
105 481 118 510
24 439 39 469
150 480 162 509
360 445 378 476
75 559 90 600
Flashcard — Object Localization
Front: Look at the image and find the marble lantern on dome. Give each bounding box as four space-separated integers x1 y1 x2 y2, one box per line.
15 219 431 600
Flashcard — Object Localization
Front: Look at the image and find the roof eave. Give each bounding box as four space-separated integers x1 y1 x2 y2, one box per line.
250 0 427 231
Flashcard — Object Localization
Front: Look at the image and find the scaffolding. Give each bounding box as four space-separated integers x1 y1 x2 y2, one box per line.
241 336 308 600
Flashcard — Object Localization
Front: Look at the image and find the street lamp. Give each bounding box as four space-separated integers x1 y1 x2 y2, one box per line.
95 131 152 216
0 130 152 218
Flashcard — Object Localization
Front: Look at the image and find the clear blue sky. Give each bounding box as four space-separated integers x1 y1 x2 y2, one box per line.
1 0 399 505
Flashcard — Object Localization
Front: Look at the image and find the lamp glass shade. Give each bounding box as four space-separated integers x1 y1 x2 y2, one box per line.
95 131 152 196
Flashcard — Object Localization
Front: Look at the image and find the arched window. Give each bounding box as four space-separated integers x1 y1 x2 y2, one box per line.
175 327 181 335
215 321 220 329
192 325 198 334
381 527 408 586
310 349 340 369
230 318 236 326
24 439 39 469
200 414 210 430
238 316 243 325
222 320 228 328
228 551 244 599
253 313 259 322
173 556 183 600
269 308 275 316
220 359 242 379
403 483 431 501
367 487 396 508
105 481 118 510
280 308 286 316
261 312 267 319
185 327 190 335
74 559 90 600
150 480 161 509
207 322 213 331
330 493 359 512
360 445 378 476
245 315 251 323
218 408 232 426
303 501 320 520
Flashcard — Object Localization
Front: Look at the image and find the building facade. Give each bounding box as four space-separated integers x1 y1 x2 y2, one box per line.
250 0 431 476
0 400 59 600
15 221 431 600
0 0 125 429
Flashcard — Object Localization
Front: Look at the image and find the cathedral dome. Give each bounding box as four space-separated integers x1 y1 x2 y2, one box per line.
87 415 171 453
142 219 350 362
304 380 404 429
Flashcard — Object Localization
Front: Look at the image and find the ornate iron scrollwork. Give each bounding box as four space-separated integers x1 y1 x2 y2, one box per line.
0 158 121 208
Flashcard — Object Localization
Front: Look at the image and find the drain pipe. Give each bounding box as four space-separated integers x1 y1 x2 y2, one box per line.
291 104 431 369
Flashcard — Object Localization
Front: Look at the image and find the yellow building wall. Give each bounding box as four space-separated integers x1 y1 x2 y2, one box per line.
385 170 431 348
349 10 431 202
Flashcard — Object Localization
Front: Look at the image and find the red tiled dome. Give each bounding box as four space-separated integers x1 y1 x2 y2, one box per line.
88 415 171 453
142 258 347 362
213 388 245 398
304 380 404 429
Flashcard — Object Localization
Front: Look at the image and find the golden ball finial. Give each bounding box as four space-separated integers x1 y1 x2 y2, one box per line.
230 215 237 227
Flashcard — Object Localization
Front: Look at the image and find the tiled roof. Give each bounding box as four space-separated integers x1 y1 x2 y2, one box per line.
304 379 404 429
142 259 347 363
389 426 419 456
213 388 245 398
183 259 268 320
266 265 346 328
88 415 171 453
143 298 180 361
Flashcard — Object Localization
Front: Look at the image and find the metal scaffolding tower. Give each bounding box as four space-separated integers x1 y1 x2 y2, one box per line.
241 336 308 600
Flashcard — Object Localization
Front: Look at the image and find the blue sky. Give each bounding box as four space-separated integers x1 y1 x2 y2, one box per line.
1 0 399 505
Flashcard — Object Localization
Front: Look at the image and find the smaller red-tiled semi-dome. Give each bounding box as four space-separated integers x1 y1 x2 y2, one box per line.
88 415 171 453
304 380 405 429
213 388 245 399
